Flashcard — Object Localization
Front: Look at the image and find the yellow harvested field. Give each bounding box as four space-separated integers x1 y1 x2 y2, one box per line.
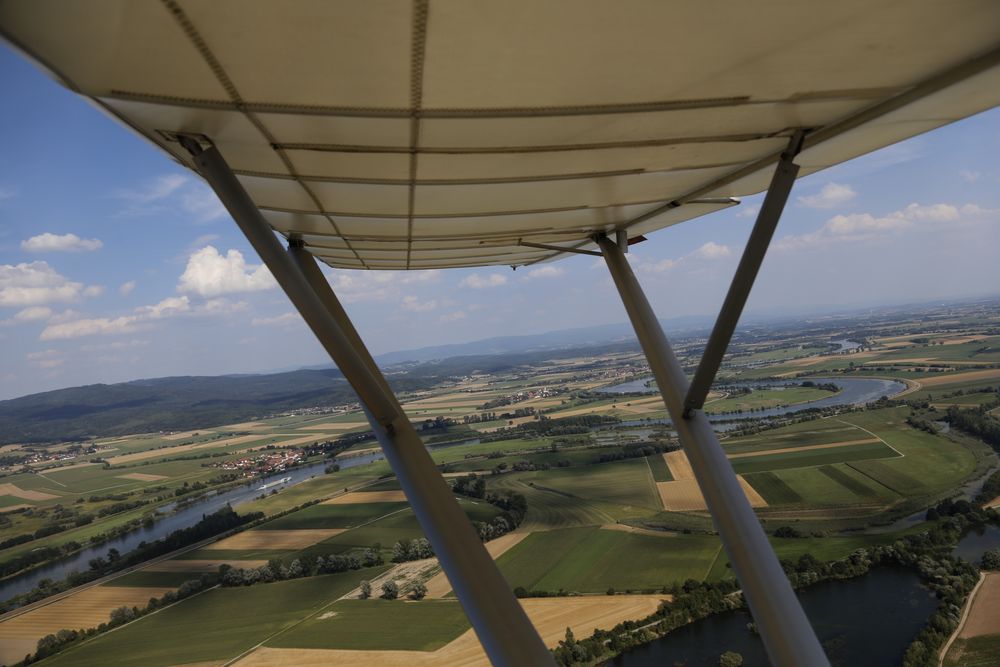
663 451 694 480
983 495 1000 510
960 572 1000 638
145 559 269 572
0 585 173 665
727 438 879 459
162 430 210 441
118 472 169 481
296 422 369 431
323 490 409 504
0 483 58 501
234 595 667 667
656 476 766 511
424 532 530 598
206 529 345 551
918 368 1000 387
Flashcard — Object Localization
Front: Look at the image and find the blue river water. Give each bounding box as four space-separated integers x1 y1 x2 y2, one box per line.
598 376 907 425
612 567 936 667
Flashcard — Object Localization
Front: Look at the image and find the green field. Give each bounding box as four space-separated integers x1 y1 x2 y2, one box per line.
705 386 839 414
488 459 660 530
729 441 898 475
497 526 721 593
269 599 470 651
646 454 673 482
260 502 410 530
707 532 908 580
41 569 387 667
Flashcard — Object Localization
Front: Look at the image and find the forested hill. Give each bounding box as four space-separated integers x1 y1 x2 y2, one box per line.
0 339 643 444
0 370 361 444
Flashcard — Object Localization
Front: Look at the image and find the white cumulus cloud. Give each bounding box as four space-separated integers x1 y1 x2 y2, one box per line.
774 202 968 252
440 310 466 322
177 246 275 297
526 266 565 279
14 306 52 322
41 315 139 340
459 273 508 289
690 241 732 260
40 296 190 341
797 182 858 209
402 295 437 312
251 312 300 327
22 233 103 253
0 261 101 307
26 349 64 369
119 281 136 295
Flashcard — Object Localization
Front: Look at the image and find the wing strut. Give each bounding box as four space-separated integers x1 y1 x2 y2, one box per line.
684 131 804 414
595 135 829 666
180 136 555 667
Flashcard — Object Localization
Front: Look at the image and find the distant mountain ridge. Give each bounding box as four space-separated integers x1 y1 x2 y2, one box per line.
374 316 714 365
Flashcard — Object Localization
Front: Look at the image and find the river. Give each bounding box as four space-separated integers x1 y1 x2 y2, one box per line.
0 450 380 604
0 434 493 604
597 376 907 426
612 567 936 667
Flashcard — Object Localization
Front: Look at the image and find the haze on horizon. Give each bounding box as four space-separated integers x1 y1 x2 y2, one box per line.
2 46 1000 401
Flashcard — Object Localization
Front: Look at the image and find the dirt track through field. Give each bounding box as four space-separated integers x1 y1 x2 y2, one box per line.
162 430 211 441
0 483 58 501
232 595 668 667
959 572 1000 638
118 472 169 481
424 532 530 598
296 422 369 431
727 438 880 459
0 586 173 665
146 559 269 572
323 490 409 504
206 529 345 551
600 524 677 537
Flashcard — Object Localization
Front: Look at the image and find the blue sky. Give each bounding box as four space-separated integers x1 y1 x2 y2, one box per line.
2 44 999 400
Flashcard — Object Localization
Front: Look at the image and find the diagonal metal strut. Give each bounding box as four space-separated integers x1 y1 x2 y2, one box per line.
684 131 805 415
596 234 829 667
182 137 554 667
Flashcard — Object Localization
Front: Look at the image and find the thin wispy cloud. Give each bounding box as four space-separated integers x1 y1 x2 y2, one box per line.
459 273 508 289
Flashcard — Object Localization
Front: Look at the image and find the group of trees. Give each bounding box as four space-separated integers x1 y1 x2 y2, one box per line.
391 537 433 562
358 578 426 600
479 414 619 443
220 547 383 587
